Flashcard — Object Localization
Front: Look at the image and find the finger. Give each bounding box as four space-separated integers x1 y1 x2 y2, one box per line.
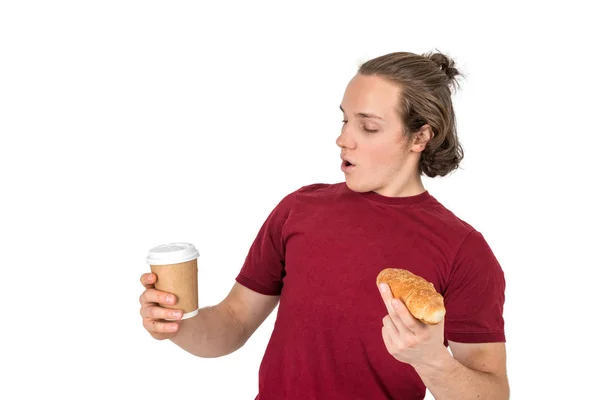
140 273 156 289
143 318 180 334
378 283 399 319
378 283 395 310
391 298 424 333
382 315 398 335
139 288 177 306
378 284 412 335
149 332 174 341
382 325 394 351
141 305 183 321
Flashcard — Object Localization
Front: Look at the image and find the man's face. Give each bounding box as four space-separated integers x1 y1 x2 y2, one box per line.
337 74 420 196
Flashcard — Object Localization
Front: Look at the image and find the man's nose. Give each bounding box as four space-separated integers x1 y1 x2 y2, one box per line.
336 127 355 149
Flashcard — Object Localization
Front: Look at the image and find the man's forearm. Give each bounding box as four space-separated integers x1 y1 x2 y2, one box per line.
170 303 246 358
414 351 509 400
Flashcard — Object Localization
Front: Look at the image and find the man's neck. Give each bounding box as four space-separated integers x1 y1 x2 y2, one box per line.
374 167 425 197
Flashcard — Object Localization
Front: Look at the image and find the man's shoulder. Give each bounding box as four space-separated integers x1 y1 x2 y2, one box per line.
292 181 346 197
426 195 477 238
271 182 344 212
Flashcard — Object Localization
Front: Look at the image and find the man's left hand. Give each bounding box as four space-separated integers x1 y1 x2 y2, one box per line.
378 283 448 368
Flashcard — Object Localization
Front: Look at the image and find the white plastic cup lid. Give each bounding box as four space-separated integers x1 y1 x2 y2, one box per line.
146 242 200 265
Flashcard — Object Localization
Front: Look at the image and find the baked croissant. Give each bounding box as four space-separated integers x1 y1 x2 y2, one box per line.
376 268 446 325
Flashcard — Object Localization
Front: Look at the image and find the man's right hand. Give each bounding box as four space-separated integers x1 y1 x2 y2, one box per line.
139 273 183 340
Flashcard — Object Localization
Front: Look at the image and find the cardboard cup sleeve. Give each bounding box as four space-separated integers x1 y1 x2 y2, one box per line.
147 243 200 320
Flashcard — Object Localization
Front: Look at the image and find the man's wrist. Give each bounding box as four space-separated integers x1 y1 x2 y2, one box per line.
412 346 455 377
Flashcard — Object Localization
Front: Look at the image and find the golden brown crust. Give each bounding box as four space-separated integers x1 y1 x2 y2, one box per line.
376 268 446 325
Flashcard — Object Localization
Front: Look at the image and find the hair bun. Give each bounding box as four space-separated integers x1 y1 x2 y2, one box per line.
431 53 459 78
426 51 461 88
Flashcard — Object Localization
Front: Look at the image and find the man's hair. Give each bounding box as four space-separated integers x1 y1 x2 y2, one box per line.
358 50 464 177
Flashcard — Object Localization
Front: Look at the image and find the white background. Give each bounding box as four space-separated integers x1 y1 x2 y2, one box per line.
1 1 598 399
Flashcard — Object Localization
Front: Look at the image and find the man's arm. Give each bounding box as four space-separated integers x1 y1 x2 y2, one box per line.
413 342 509 400
170 282 279 358
378 283 509 399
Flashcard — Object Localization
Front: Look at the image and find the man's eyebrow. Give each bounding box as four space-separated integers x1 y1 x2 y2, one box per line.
339 105 384 120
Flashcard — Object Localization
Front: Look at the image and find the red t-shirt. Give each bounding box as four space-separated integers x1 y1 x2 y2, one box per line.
236 183 506 400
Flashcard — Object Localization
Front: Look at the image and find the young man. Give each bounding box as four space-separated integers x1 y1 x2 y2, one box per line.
139 51 509 399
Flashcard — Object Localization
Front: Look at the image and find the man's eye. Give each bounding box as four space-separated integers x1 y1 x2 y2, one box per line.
341 119 348 124
364 127 378 133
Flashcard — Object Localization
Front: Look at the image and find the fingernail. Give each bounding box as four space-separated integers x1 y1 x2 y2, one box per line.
392 299 401 308
166 295 174 304
379 283 388 292
172 311 182 319
169 324 178 331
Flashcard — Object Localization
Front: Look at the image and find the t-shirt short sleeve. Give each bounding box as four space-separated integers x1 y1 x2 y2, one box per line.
235 191 296 296
443 230 506 343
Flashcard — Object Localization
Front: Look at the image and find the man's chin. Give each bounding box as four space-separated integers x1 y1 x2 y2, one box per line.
345 179 376 193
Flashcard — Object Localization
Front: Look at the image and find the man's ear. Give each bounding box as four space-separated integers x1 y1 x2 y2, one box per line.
410 124 434 153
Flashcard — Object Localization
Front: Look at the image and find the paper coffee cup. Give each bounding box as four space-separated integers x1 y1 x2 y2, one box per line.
146 242 200 320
